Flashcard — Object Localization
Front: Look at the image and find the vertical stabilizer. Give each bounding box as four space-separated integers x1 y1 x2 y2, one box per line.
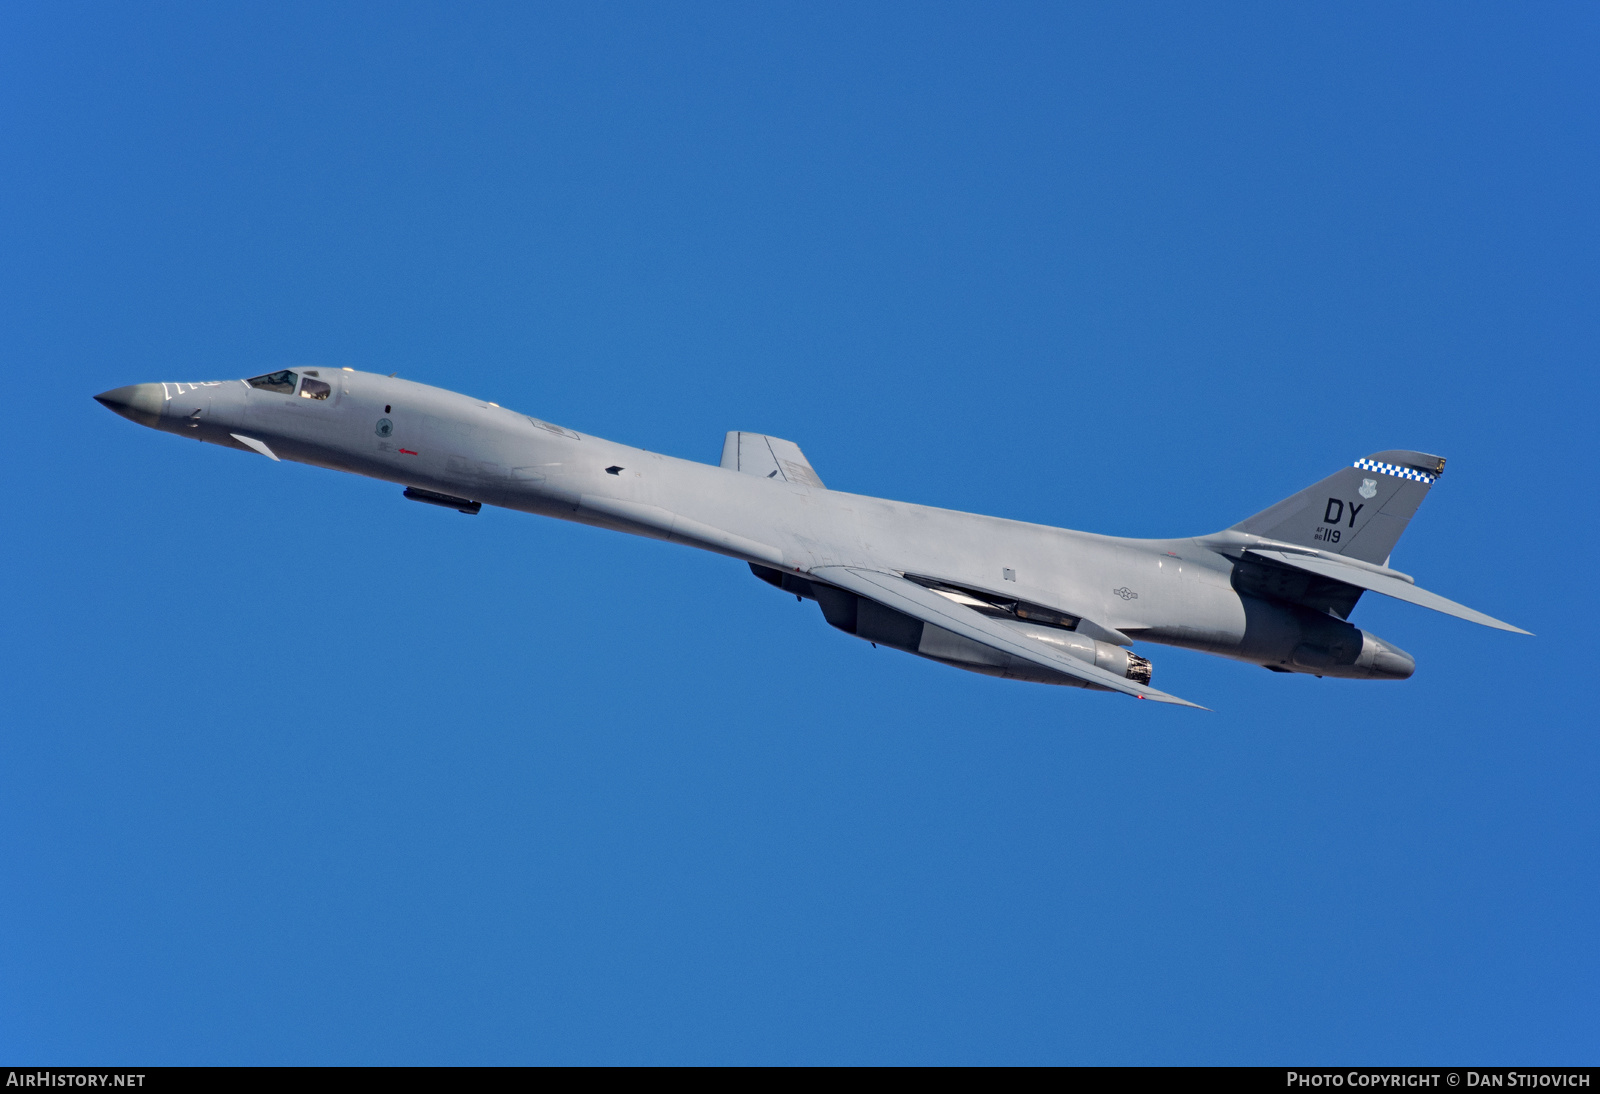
720 431 825 488
1230 450 1445 565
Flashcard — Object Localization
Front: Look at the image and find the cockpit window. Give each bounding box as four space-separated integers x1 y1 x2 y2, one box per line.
300 377 332 400
247 370 298 394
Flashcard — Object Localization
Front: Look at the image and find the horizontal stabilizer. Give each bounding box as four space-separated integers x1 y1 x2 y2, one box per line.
1247 549 1531 634
809 566 1206 708
720 432 825 488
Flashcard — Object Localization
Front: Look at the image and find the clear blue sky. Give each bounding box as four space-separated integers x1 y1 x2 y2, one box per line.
2 2 1596 1065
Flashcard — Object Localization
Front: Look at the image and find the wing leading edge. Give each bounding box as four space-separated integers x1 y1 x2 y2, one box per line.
808 566 1207 708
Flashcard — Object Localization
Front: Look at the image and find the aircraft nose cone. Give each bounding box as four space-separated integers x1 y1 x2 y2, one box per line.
95 383 165 428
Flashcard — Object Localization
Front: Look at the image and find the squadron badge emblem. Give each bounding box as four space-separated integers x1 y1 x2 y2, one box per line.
375 418 394 437
1359 478 1378 500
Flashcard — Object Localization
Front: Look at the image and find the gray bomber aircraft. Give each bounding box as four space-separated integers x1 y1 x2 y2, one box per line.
96 368 1528 708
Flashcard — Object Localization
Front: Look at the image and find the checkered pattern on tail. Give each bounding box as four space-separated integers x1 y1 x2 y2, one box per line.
1353 458 1437 485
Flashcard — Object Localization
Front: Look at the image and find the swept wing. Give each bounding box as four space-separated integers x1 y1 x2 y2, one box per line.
808 566 1206 708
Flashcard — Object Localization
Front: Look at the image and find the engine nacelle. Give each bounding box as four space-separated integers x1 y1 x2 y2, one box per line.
750 564 1156 688
1234 595 1415 680
800 577 1153 689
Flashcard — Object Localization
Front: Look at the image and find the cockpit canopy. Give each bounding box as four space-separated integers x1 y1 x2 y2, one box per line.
246 370 331 400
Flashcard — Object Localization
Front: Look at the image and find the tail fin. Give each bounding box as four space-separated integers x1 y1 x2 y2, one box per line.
1230 450 1447 565
720 432 826 488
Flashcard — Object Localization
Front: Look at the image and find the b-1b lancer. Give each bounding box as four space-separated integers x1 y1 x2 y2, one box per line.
96 369 1528 708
